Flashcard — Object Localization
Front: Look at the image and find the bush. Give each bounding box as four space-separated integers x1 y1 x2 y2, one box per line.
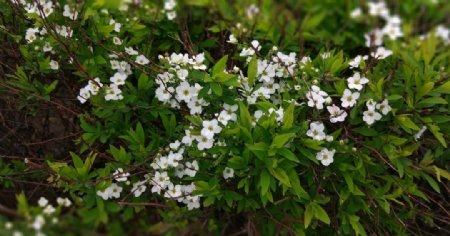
0 0 449 235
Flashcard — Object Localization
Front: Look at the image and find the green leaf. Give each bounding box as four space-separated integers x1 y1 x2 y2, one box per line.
417 97 448 107
212 55 228 76
433 81 450 94
342 173 354 192
304 203 314 229
260 170 271 196
313 204 330 225
348 215 367 236
247 56 257 86
287 169 309 199
302 12 326 31
353 126 378 136
396 115 420 132
269 167 291 187
427 123 447 148
238 101 252 131
277 148 299 163
270 133 295 149
421 173 440 193
416 82 434 101
210 83 223 96
282 102 295 129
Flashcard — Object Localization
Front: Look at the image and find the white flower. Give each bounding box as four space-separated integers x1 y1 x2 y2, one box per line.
327 104 347 123
201 119 222 139
32 215 45 230
96 183 123 200
321 52 331 59
227 34 238 44
350 8 362 18
166 11 177 20
383 23 403 40
131 181 147 197
246 4 260 19
376 99 392 115
113 168 130 182
368 1 389 18
113 37 122 45
77 87 91 104
181 129 194 146
223 167 234 179
349 55 363 69
414 125 427 141
240 47 256 57
347 72 369 91
218 110 232 126
38 197 48 207
125 47 138 55
49 60 59 70
56 197 71 207
63 4 78 20
43 42 53 52
183 196 200 210
164 184 182 199
187 97 206 115
316 148 335 166
364 29 384 47
87 78 103 95
363 110 382 125
110 72 127 85
105 84 123 101
176 69 189 80
55 25 73 38
306 121 326 141
169 140 181 150
192 53 207 70
109 19 122 32
43 205 55 215
151 171 171 194
164 0 176 10
156 85 174 102
436 25 449 43
196 135 214 150
371 47 393 59
25 28 39 43
341 89 360 108
366 99 377 111
175 81 195 103
135 55 149 65
185 160 199 177
306 85 328 110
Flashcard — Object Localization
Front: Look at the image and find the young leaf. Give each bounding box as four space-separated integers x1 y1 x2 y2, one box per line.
212 55 228 76
247 56 257 86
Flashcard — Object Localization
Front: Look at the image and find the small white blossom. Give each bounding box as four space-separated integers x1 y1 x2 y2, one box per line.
341 89 360 108
113 168 130 182
49 60 59 70
316 148 335 166
38 197 48 207
414 125 428 141
376 99 392 115
327 104 347 123
363 110 382 125
306 121 326 141
223 167 234 179
347 72 369 91
135 55 150 65
201 119 222 139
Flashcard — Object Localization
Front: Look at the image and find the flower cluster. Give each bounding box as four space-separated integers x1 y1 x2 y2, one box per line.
163 0 177 20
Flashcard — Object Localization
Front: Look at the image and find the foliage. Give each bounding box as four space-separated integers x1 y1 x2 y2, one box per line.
0 0 449 235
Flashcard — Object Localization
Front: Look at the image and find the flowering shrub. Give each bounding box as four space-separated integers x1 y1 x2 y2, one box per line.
1 0 449 235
